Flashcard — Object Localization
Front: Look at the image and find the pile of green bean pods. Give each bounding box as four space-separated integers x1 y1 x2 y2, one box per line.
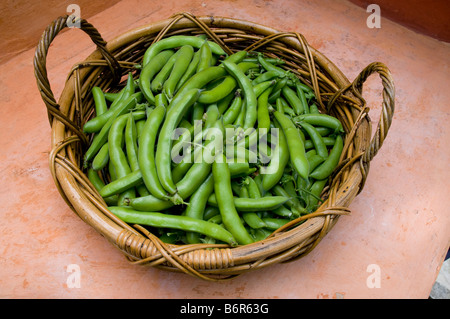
84 35 345 247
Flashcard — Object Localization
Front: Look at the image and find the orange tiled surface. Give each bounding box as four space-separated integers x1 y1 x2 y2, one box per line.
1 0 449 298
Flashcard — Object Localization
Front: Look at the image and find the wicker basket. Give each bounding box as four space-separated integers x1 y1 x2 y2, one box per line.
34 12 395 281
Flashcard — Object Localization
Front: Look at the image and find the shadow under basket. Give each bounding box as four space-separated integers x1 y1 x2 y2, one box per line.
34 12 395 281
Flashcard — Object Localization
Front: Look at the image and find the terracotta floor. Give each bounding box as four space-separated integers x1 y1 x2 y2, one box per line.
1 0 449 299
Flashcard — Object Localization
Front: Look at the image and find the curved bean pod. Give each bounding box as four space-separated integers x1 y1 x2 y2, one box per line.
138 104 169 200
222 60 257 129
156 89 201 196
212 153 254 245
92 86 108 116
257 86 273 131
299 121 329 159
175 49 201 92
99 170 143 198
151 51 178 93
196 40 213 73
87 168 118 206
282 85 304 115
261 120 289 191
273 110 310 180
222 92 242 125
294 113 344 133
184 174 214 244
309 134 343 180
91 142 109 171
197 76 237 104
163 45 194 99
138 50 175 105
83 92 144 165
83 73 135 133
207 193 290 212
109 206 237 247
142 35 226 67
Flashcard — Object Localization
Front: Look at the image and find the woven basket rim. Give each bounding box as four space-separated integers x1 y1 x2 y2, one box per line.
36 13 394 281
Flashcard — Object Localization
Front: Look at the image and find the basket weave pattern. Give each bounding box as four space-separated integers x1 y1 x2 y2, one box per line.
34 12 394 281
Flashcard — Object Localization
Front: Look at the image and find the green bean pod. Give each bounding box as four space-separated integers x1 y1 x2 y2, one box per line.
175 49 201 92
91 142 109 171
92 86 108 116
268 77 288 104
108 113 141 205
275 96 285 114
294 113 344 133
222 60 257 129
99 170 143 198
299 121 329 159
197 76 237 104
222 50 248 65
212 153 254 245
175 161 213 201
233 100 246 127
306 178 328 212
273 110 309 180
127 194 174 211
282 85 304 115
151 51 178 93
138 104 169 200
169 66 227 111
306 150 326 173
184 174 215 244
295 82 310 114
253 80 276 98
261 217 290 230
103 91 120 103
241 178 267 229
83 92 144 166
228 162 251 177
125 113 139 171
142 35 226 67
207 194 290 212
309 134 343 180
272 204 295 219
277 97 296 117
135 119 146 139
237 61 259 74
87 168 118 206
196 40 213 73
261 121 289 191
257 86 273 131
204 104 220 129
163 45 194 99
108 111 147 172
270 185 304 217
304 137 336 149
156 89 201 196
252 70 281 86
223 92 243 125
216 90 235 114
83 73 135 133
294 79 314 94
138 50 175 105
109 206 237 247
257 53 287 77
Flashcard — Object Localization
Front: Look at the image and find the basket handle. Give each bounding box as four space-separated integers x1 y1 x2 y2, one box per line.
34 15 121 131
351 62 395 163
